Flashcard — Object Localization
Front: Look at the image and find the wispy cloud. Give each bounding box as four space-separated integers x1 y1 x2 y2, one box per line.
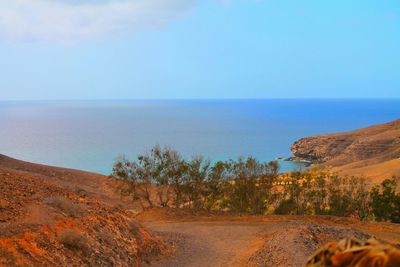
0 0 196 43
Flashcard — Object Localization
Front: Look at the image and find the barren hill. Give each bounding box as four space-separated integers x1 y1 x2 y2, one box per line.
0 154 166 266
291 119 400 181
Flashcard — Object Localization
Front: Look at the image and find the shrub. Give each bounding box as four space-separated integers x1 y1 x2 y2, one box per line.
111 145 399 223
57 229 87 250
129 221 144 240
224 157 278 214
112 146 187 208
275 198 298 215
44 196 83 217
370 178 400 223
183 156 211 209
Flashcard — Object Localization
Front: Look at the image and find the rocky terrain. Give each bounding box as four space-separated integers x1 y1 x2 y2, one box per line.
247 222 371 267
1 155 400 266
0 154 167 266
291 119 400 181
138 209 400 267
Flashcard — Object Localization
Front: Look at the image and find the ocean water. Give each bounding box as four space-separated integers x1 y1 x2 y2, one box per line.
0 99 399 174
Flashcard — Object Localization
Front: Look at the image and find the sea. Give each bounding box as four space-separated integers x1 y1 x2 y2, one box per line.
0 99 399 175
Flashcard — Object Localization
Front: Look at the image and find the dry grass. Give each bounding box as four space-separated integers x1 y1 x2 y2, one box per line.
43 196 84 217
57 229 87 250
337 158 400 184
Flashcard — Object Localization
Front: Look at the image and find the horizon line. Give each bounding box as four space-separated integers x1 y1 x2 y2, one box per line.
1 97 400 102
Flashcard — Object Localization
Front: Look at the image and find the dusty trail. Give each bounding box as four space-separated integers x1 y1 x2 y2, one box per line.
144 221 289 267
138 211 400 267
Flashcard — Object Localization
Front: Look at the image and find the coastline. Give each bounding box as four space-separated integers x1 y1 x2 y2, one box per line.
1 100 399 176
276 156 314 167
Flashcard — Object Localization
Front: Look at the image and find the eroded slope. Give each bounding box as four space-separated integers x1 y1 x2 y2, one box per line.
291 119 400 180
0 155 166 266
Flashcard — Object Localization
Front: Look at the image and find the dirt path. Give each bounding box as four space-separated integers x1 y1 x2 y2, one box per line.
143 220 296 267
139 212 400 267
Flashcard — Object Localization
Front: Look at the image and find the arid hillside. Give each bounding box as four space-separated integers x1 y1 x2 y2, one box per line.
291 119 400 182
0 154 166 266
0 155 400 266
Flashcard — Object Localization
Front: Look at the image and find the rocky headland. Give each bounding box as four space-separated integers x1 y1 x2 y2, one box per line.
291 119 400 181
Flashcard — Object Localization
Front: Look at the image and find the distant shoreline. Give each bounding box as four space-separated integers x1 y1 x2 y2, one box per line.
1 100 399 175
276 157 313 167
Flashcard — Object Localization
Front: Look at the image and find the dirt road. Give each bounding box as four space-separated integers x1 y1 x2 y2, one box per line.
144 221 291 267
138 211 400 267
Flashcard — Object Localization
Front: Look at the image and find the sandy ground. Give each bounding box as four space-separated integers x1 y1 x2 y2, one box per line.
138 210 400 267
145 221 282 267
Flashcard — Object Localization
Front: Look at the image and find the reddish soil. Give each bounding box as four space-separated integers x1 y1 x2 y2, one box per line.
1 154 400 266
137 209 400 267
0 154 167 266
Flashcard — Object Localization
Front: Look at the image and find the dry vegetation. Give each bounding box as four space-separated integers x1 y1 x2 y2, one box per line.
1 147 399 266
112 145 400 266
112 145 400 223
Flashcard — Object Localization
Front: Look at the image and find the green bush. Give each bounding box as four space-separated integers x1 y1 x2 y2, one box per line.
370 178 400 223
275 199 298 215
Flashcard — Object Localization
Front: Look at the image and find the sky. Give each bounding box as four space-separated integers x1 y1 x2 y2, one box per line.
0 0 399 100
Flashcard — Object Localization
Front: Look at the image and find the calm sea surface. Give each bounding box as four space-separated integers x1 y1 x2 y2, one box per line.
0 99 399 174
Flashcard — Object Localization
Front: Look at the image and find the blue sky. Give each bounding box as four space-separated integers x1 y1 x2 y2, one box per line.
0 0 399 100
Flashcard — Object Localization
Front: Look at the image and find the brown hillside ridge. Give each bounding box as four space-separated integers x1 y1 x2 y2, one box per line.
291 119 400 182
0 154 168 266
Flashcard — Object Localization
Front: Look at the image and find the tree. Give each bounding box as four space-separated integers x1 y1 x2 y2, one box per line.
112 154 155 209
203 161 229 211
370 178 400 223
226 157 278 214
150 145 172 207
184 156 211 209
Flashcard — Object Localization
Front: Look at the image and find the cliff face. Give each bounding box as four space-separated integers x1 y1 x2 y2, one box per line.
291 119 400 180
